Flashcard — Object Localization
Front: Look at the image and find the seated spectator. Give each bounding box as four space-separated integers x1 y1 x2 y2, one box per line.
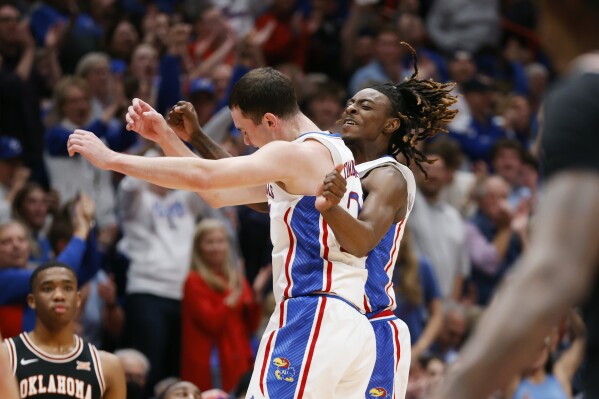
115 348 151 399
0 194 97 338
181 218 267 392
393 228 443 362
500 95 535 149
161 381 203 399
428 302 468 364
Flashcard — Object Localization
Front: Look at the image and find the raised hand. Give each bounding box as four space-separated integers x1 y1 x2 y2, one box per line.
166 101 200 141
67 129 115 170
125 98 172 143
315 164 347 213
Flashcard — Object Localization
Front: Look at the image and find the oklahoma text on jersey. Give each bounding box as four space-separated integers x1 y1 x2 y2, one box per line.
19 374 94 399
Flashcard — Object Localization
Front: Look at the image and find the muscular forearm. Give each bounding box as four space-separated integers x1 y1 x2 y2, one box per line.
320 205 376 257
431 172 599 399
189 128 232 160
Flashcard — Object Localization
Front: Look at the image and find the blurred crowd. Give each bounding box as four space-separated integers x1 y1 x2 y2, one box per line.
0 0 584 398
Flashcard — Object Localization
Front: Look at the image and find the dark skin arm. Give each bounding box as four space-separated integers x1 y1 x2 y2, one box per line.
167 101 269 213
428 171 599 399
316 165 408 257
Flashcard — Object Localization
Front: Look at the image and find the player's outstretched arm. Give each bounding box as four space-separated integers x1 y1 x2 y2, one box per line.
0 338 18 399
429 171 599 399
68 131 328 206
100 351 126 399
317 166 407 257
167 101 269 212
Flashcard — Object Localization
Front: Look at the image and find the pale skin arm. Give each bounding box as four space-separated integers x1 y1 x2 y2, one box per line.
428 172 599 399
316 166 408 257
126 98 269 210
99 351 126 399
412 297 443 360
0 340 19 399
67 130 335 207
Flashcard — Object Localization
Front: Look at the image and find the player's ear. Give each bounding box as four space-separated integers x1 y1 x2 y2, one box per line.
263 113 278 128
27 293 36 310
76 291 82 309
383 118 400 135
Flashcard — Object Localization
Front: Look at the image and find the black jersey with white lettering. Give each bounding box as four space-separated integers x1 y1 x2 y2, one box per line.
5 333 104 399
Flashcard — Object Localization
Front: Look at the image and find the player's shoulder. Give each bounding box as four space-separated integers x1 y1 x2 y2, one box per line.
98 350 123 378
363 163 409 192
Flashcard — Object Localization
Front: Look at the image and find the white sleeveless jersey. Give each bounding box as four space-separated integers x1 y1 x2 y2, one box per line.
267 132 367 310
357 156 416 317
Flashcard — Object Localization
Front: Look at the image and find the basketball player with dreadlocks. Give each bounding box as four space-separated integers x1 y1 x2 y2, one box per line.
315 44 457 399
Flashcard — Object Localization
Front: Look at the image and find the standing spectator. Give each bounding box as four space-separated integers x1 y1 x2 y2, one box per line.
12 182 53 265
466 176 524 305
449 76 506 163
0 136 30 223
181 218 267 392
348 26 410 95
116 148 218 394
408 149 471 300
254 0 309 68
490 139 530 207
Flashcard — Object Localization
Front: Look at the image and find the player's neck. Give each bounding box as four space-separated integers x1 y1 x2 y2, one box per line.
347 141 387 165
295 113 322 137
29 322 77 353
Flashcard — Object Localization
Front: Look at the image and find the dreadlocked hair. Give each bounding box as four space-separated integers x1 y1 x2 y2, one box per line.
370 42 458 176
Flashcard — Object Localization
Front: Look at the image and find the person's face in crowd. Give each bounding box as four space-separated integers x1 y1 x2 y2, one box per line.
165 382 202 399
527 67 549 100
397 13 426 47
504 96 531 132
415 156 450 200
0 5 19 45
195 7 226 39
354 35 375 67
27 267 80 328
62 85 91 126
230 106 277 148
520 163 539 191
448 55 476 85
480 177 511 223
376 31 402 65
438 310 466 350
111 20 139 59
130 44 158 81
341 88 398 147
0 223 30 268
464 90 494 118
191 92 217 126
120 356 148 392
492 148 522 186
20 187 49 231
308 94 342 132
86 60 112 99
0 158 21 186
211 64 232 100
197 226 229 271
425 358 446 390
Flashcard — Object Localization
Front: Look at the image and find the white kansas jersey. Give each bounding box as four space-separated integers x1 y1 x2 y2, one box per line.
267 132 367 310
357 156 416 317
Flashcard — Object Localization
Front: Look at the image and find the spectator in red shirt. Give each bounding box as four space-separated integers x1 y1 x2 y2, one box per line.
181 218 269 392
